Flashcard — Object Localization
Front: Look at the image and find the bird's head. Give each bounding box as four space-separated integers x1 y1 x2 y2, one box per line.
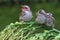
21 5 30 12
46 13 53 17
39 9 46 15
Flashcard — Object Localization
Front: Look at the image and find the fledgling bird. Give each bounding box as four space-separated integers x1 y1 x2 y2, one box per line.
19 5 33 22
45 13 55 28
36 9 46 24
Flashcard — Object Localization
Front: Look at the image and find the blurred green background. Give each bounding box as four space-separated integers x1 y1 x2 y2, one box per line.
0 0 60 31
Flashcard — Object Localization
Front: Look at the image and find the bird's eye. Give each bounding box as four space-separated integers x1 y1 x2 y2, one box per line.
25 7 28 9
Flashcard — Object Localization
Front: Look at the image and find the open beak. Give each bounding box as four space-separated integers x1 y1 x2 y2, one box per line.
21 7 28 12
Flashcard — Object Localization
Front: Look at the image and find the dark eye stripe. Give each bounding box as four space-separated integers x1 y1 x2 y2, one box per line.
39 10 41 13
22 7 28 9
39 11 43 14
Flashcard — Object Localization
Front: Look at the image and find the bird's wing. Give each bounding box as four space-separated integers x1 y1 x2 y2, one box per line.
20 12 26 17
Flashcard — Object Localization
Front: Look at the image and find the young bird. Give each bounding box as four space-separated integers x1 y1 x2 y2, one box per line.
36 9 46 24
46 13 55 28
19 5 33 22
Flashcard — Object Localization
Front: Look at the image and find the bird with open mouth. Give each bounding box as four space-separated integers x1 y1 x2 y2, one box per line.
19 5 33 22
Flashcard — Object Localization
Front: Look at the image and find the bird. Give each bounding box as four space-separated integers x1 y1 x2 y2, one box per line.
45 12 55 28
19 5 33 22
36 9 46 24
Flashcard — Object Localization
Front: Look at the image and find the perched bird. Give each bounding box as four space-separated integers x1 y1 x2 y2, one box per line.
19 5 33 22
36 9 46 24
45 13 55 28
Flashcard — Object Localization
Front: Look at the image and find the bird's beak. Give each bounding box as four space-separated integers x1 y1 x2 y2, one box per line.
21 7 27 12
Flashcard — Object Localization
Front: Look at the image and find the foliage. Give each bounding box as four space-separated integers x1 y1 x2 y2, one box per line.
0 21 60 40
0 0 60 4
